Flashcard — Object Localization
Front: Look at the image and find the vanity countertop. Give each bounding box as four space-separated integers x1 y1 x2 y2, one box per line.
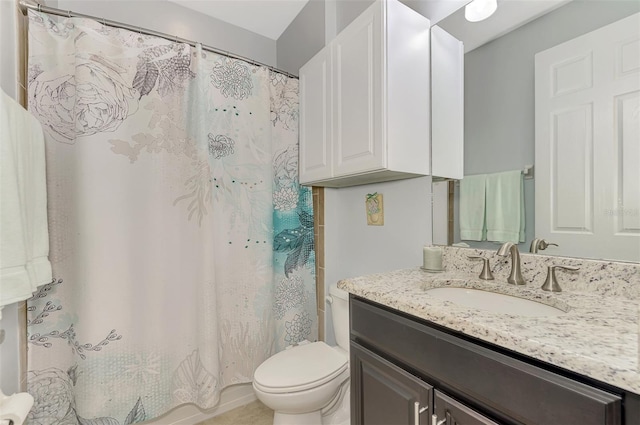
338 268 640 395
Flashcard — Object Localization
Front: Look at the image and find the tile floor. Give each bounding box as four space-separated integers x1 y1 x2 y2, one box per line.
198 401 273 425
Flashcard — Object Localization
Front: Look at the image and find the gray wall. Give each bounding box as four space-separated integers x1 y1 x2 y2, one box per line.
336 0 373 33
57 0 277 66
1 0 18 99
455 0 640 250
274 0 375 75
277 0 326 76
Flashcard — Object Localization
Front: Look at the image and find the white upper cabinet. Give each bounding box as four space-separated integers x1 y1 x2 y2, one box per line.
299 0 439 187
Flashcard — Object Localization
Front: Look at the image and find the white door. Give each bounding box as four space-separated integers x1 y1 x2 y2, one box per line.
332 2 384 177
299 47 332 184
535 13 640 262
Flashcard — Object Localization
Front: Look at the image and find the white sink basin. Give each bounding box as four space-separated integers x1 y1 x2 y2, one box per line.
425 287 566 317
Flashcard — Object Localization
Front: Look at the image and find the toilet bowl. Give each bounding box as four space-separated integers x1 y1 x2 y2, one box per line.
253 284 350 425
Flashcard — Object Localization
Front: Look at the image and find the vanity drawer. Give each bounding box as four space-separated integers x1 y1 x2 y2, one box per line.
350 296 622 425
350 295 440 372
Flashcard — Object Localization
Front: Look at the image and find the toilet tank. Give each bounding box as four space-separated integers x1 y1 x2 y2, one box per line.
328 284 350 352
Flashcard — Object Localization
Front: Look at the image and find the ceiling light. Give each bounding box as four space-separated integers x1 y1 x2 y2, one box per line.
465 0 497 22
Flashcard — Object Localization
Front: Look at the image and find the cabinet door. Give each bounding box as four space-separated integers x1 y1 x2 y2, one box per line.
434 391 499 425
351 342 432 425
299 47 332 184
431 26 464 180
332 2 384 177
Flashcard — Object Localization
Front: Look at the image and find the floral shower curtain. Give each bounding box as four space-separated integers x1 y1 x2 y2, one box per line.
25 10 316 424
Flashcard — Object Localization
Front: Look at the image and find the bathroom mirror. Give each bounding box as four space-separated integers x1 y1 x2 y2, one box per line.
432 0 640 262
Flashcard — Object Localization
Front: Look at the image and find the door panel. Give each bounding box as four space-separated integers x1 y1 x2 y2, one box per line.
333 3 384 176
299 48 332 183
615 90 640 234
551 104 593 232
351 342 432 425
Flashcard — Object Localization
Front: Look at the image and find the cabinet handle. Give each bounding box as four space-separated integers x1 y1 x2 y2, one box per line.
414 402 428 425
431 414 446 425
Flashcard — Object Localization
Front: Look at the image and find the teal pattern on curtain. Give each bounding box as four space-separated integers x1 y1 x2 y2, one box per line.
25 10 316 424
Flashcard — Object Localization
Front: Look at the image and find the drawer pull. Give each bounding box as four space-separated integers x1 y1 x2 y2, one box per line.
414 402 428 425
431 414 446 425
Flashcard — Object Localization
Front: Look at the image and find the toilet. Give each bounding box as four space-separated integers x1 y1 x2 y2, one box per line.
253 284 350 425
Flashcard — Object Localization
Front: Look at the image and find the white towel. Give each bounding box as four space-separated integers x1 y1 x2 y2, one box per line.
459 174 487 241
0 89 52 306
485 170 525 243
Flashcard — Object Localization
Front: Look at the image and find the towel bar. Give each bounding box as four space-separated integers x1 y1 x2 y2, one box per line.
434 165 534 185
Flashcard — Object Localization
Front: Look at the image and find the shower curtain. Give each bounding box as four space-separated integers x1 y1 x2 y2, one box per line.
25 11 316 424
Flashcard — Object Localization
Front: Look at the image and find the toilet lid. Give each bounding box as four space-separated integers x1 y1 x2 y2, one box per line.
254 341 348 393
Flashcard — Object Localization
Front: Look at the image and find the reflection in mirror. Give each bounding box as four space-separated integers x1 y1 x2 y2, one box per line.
433 0 640 262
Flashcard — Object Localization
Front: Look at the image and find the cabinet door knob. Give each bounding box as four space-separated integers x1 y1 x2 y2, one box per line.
414 402 428 425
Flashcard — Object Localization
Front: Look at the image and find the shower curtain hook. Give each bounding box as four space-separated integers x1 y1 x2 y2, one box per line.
137 26 142 35
67 9 71 18
175 34 178 43
37 3 41 12
102 17 106 27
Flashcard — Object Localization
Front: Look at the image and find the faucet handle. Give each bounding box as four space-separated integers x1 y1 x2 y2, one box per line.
530 238 559 253
541 265 580 292
539 240 558 250
468 256 494 280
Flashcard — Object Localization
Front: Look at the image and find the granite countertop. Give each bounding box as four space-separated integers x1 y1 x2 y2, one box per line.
338 268 640 394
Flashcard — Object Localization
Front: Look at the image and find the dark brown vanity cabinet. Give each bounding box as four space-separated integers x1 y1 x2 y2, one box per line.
350 296 637 425
351 342 433 425
434 391 499 425
352 341 497 425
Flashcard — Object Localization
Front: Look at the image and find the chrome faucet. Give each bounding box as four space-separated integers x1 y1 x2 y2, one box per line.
496 242 525 285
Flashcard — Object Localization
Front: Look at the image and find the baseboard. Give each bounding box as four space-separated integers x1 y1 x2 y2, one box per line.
142 383 257 425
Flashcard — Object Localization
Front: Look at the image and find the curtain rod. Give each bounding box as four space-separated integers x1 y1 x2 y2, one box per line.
17 0 298 79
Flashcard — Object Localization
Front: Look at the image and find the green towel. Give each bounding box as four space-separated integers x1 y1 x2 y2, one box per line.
459 174 487 241
485 170 525 243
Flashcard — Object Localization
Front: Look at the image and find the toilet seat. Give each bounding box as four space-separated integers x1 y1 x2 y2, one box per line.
254 341 348 394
